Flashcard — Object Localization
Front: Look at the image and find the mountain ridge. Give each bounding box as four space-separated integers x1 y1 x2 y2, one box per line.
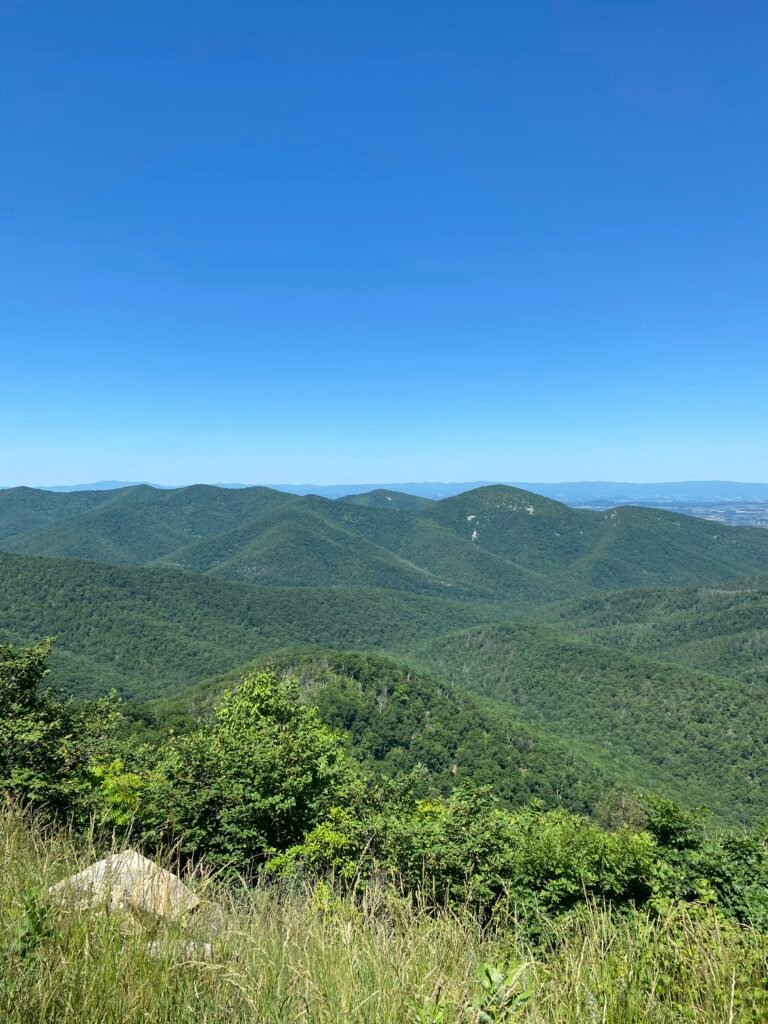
9 479 768 502
0 549 517 699
3 484 768 602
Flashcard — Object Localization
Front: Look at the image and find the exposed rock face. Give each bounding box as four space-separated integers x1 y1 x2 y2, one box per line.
48 850 200 921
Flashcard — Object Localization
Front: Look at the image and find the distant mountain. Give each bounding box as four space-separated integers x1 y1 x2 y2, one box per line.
3 483 768 600
41 481 172 492
338 488 434 511
281 481 768 502
17 479 768 502
0 485 295 564
272 482 496 500
292 480 768 501
523 481 768 503
0 486 117 538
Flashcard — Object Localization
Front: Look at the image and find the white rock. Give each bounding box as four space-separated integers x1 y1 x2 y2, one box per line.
49 850 199 921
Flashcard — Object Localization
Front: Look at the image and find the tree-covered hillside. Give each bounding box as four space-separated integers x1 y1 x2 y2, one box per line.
0 484 295 564
427 486 768 588
4 484 768 825
3 483 768 600
531 579 768 684
135 649 608 815
0 485 113 540
409 621 768 823
155 499 489 596
0 552 514 699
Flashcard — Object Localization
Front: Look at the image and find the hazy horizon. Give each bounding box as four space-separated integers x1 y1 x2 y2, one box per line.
5 478 768 505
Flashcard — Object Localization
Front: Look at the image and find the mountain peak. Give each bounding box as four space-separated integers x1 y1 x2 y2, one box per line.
441 483 569 513
338 489 434 511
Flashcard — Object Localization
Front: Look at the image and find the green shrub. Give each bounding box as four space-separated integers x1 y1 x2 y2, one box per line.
144 670 355 870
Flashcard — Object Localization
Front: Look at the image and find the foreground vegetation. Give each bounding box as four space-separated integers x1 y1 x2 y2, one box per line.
134 649 608 815
4 810 768 1023
5 640 768 925
7 639 768 1019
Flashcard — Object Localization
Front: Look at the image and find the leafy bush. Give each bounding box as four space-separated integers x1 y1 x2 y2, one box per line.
4 641 768 934
0 640 122 818
143 671 354 870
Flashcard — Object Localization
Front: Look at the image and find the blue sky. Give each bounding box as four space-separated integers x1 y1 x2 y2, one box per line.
2 1 767 485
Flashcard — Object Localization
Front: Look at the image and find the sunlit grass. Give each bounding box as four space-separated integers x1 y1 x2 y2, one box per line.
2 808 767 1023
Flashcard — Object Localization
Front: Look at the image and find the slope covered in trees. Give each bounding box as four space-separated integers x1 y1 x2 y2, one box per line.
0 485 113 539
424 486 768 588
0 552 514 699
3 484 768 601
0 484 295 564
531 578 768 684
135 649 608 815
3 483 768 826
409 621 768 823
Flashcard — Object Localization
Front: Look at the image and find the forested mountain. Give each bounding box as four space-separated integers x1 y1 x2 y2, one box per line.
0 551 513 699
134 649 607 815
157 497 522 597
0 485 114 539
531 579 768 684
3 482 768 825
338 488 434 510
425 486 768 588
0 484 295 564
3 483 768 600
408 620 768 823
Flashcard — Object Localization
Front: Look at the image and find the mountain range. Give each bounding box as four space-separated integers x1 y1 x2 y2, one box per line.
3 484 768 601
8 479 768 502
2 481 768 824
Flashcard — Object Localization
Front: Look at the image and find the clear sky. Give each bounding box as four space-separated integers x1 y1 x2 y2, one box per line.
2 1 767 486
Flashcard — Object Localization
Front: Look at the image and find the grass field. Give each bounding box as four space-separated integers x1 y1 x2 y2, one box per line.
3 810 768 1023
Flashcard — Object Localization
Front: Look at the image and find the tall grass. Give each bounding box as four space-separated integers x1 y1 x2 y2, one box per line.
2 809 767 1022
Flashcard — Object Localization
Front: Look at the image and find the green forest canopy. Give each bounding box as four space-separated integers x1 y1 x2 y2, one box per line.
1 483 768 827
